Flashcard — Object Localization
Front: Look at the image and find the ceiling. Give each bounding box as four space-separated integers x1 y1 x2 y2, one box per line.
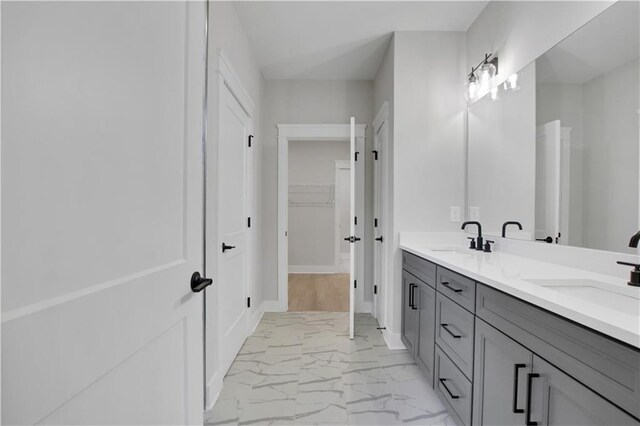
234 1 488 80
536 1 639 84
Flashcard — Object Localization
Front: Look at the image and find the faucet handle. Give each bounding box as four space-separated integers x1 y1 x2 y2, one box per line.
467 237 476 250
483 240 495 253
617 261 640 287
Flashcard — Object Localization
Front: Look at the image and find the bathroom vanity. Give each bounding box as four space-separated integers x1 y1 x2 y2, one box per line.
400 246 640 425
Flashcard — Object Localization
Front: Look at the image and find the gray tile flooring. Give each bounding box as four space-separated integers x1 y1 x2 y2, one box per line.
205 312 454 426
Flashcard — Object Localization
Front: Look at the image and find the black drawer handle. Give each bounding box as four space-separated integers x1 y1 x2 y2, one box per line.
441 281 463 293
512 364 526 413
440 323 462 339
526 373 540 425
409 283 415 308
438 378 460 399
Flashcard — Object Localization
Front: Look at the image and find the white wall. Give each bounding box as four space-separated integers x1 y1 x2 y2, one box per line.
466 1 613 88
261 80 374 301
288 141 349 269
206 1 265 408
582 59 639 253
388 31 467 338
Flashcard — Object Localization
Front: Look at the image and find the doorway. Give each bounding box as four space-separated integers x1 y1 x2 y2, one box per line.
286 141 350 311
277 123 366 338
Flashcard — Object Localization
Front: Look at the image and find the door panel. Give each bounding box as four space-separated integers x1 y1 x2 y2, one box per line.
218 85 251 372
473 319 532 426
349 118 356 338
2 2 205 424
532 355 637 425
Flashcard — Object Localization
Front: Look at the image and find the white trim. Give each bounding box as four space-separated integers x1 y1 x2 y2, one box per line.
277 124 367 317
288 265 337 274
205 372 223 412
373 101 389 132
218 50 254 117
382 330 406 350
249 301 264 334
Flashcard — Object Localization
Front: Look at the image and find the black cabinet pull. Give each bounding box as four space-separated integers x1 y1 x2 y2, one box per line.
441 281 463 293
440 323 461 339
512 364 526 413
222 243 236 253
409 283 415 308
411 284 417 310
439 378 460 399
190 271 213 293
526 373 540 425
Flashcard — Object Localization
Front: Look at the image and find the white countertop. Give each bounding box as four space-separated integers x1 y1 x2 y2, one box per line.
400 241 640 348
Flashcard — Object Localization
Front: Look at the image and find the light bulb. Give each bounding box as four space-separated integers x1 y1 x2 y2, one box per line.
466 73 478 100
479 69 491 94
490 86 498 100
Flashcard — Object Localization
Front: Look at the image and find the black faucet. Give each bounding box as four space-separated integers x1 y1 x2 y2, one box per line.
629 230 640 248
502 221 523 238
462 221 483 251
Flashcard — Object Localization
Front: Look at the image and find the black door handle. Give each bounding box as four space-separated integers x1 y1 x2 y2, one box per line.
375 236 383 242
344 236 353 242
353 236 361 242
512 364 526 413
438 378 460 399
536 236 553 244
222 242 236 253
526 373 540 425
190 271 213 293
440 323 462 339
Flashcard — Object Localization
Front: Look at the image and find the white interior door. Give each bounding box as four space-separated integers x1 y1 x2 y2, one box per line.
217 84 251 374
372 120 386 323
535 120 562 243
2 2 205 424
349 118 356 339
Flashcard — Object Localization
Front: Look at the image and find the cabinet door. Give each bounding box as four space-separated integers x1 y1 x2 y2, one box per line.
473 319 532 426
401 271 417 353
531 355 638 425
416 283 436 384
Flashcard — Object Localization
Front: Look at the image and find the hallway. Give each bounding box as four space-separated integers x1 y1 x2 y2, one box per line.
205 312 453 425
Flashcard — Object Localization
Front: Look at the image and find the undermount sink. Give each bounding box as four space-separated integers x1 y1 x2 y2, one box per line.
429 249 473 256
525 279 640 315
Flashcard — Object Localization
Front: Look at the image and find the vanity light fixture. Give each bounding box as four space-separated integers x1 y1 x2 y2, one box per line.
465 53 499 101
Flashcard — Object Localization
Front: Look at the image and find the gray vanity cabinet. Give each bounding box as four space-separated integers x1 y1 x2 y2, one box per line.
401 270 418 353
473 318 532 426
530 355 638 425
416 282 436 385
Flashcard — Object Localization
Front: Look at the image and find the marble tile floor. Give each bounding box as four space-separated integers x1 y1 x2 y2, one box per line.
205 312 455 426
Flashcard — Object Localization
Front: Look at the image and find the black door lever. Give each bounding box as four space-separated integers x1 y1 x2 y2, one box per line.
375 236 383 243
190 271 213 293
222 242 236 253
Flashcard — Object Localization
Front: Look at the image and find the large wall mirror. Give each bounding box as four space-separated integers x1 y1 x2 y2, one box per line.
468 1 639 254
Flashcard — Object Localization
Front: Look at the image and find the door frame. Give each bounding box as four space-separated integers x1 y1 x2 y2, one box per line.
334 160 351 273
276 124 366 312
372 102 389 325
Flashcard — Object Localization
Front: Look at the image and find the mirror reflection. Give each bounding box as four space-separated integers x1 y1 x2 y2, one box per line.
468 1 639 254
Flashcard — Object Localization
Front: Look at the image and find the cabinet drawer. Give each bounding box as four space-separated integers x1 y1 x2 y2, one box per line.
436 293 475 380
477 284 640 419
435 347 472 426
436 267 476 312
403 251 437 288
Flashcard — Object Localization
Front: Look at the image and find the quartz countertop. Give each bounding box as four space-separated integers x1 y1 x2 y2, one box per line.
400 241 640 348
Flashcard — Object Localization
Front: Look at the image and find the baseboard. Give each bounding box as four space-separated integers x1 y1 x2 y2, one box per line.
382 329 406 350
289 265 337 274
263 299 287 312
249 300 265 334
205 371 223 412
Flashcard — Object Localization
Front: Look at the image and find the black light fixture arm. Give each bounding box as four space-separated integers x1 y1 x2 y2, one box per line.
467 52 499 78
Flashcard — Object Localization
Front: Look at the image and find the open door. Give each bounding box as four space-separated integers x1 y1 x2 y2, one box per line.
349 117 356 339
2 2 206 424
535 120 571 245
372 118 386 323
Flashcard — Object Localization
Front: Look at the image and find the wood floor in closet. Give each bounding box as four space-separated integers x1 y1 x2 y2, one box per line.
288 273 349 312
